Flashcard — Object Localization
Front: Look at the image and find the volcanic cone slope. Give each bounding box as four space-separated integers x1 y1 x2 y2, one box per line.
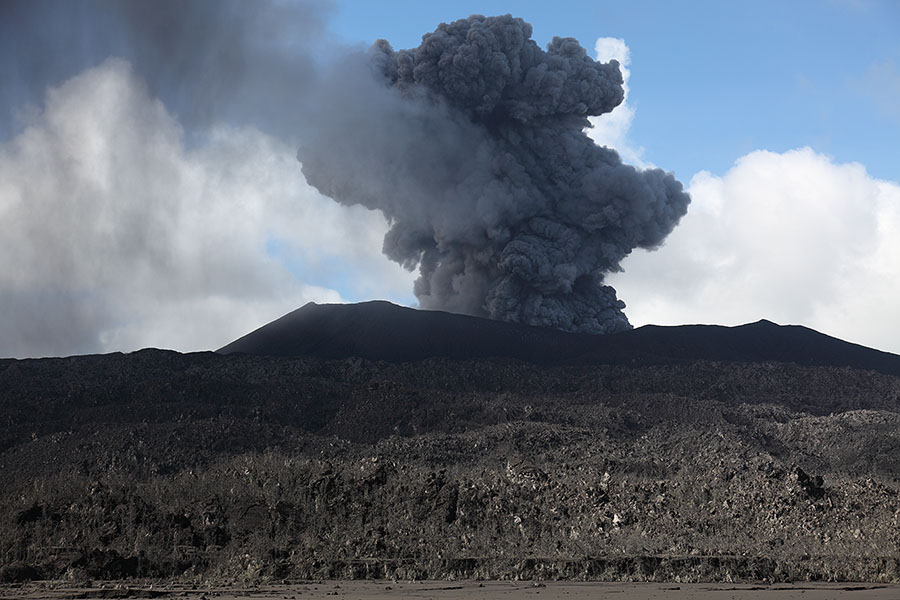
218 301 900 375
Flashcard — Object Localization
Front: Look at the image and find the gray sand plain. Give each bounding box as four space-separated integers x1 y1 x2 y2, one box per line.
1 581 898 600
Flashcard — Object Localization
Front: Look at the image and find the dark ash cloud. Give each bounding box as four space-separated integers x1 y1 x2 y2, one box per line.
0 0 333 139
298 15 690 334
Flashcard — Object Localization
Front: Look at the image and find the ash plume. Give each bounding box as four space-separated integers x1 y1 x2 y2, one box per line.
1 0 330 139
298 15 690 334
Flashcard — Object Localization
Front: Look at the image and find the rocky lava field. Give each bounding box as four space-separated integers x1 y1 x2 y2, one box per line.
2 302 900 584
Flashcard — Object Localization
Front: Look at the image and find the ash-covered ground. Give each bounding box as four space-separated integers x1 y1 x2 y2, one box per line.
3 320 900 584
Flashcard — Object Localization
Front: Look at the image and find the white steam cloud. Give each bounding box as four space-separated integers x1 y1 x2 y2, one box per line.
610 147 900 353
0 60 412 358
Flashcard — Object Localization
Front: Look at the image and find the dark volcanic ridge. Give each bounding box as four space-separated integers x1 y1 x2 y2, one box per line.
218 300 900 376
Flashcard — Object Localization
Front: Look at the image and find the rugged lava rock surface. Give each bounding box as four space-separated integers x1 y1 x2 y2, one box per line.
3 305 900 583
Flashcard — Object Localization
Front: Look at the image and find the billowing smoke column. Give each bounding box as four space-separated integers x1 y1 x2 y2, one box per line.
298 15 690 334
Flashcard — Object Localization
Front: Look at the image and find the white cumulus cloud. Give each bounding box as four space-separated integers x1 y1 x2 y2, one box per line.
587 37 649 168
609 147 900 354
0 59 414 358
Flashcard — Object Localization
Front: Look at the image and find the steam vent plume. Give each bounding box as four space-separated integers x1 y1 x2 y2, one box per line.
298 14 690 334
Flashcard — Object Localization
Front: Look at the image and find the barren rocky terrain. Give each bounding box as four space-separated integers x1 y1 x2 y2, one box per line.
2 580 899 600
3 304 900 584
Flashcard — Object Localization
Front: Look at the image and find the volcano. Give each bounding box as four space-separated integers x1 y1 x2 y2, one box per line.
218 300 900 375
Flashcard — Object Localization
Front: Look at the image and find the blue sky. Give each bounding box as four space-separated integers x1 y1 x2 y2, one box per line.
0 1 899 357
329 0 900 183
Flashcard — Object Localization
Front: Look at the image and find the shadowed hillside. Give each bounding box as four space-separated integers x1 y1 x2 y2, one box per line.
218 301 900 376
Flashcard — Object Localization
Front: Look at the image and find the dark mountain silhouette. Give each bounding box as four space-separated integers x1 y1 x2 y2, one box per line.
218 301 900 375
